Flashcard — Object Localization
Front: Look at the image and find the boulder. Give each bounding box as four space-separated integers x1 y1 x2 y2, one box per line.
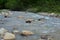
20 30 34 36
0 28 8 35
3 32 15 40
1 11 12 18
49 13 57 17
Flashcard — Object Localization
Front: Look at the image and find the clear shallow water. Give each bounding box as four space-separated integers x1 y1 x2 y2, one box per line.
0 11 60 40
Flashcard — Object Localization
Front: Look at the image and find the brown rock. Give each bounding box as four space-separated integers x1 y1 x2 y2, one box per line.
3 32 15 40
20 30 34 36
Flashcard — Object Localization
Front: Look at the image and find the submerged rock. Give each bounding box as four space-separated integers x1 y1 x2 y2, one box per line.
12 27 19 34
40 35 48 39
17 16 24 18
12 30 19 34
38 18 46 21
20 30 34 36
39 34 54 40
3 32 15 40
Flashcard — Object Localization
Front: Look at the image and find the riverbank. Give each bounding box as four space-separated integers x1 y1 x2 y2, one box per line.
37 12 60 18
0 9 60 18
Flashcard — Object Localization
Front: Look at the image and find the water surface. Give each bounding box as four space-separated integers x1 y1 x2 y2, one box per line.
0 11 60 40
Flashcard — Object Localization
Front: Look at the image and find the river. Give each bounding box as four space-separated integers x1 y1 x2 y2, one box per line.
0 11 60 40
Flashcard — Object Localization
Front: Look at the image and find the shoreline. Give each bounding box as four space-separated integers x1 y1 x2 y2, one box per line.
37 12 60 18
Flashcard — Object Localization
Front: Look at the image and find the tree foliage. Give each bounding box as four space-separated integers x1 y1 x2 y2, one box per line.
0 0 60 12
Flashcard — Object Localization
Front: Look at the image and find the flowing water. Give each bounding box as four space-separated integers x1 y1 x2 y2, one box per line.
0 11 60 40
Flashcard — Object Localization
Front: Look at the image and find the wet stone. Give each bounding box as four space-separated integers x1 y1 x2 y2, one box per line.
38 19 41 21
38 18 46 21
4 16 8 18
25 20 32 23
20 30 34 36
40 35 48 39
3 32 15 40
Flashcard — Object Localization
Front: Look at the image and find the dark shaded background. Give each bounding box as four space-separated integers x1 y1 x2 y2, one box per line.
0 0 60 13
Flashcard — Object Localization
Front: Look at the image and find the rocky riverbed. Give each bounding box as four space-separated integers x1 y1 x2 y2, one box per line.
0 11 60 40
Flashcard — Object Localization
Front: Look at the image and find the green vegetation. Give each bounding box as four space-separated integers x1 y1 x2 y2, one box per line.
0 0 60 13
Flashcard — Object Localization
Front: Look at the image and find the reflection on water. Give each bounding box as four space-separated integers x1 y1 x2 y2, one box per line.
0 11 60 40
